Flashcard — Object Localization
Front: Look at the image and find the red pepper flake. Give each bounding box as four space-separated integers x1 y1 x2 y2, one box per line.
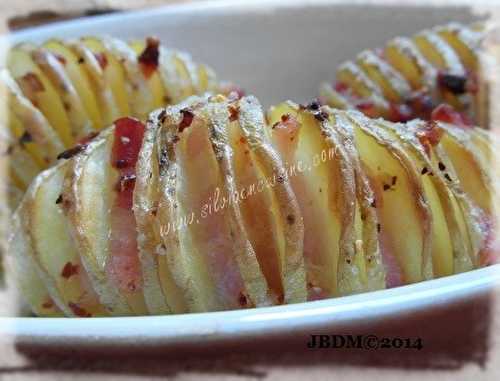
20 72 45 92
391 176 397 186
19 131 33 145
388 102 413 122
54 54 67 66
383 183 391 191
115 174 137 192
238 292 248 307
61 262 79 279
228 105 240 122
314 110 329 122
68 302 92 317
138 37 160 79
334 82 349 93
57 144 87 160
430 103 472 129
178 109 194 133
421 167 428 175
377 223 381 233
239 137 246 144
42 299 54 309
93 52 108 70
286 214 295 225
221 83 246 100
305 99 321 111
356 101 378 118
281 113 291 123
437 72 467 95
416 120 444 155
55 194 63 204
438 162 446 171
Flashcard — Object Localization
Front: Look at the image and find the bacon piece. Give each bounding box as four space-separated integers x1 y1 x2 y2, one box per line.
61 262 79 279
138 37 160 78
106 117 145 294
430 103 472 128
93 52 108 70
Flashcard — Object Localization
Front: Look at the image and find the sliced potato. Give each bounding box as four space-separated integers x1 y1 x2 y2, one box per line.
0 123 40 189
437 122 492 215
267 101 360 297
238 96 307 303
7 44 73 146
42 39 103 131
81 37 131 117
0 69 65 164
31 48 94 140
5 211 63 317
329 110 386 291
129 39 167 109
343 110 433 284
357 50 412 103
134 110 186 314
101 37 155 121
26 162 109 317
157 97 270 311
376 119 472 276
63 130 145 315
69 40 121 127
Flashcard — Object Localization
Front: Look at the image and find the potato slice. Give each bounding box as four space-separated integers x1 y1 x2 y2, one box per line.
343 110 433 284
63 130 145 315
101 37 155 121
376 119 472 276
0 69 65 164
337 61 383 99
267 101 364 297
134 110 186 314
437 123 492 215
407 120 486 268
69 41 121 127
129 40 167 110
436 22 484 71
0 123 40 189
328 110 386 291
24 162 109 317
7 109 47 168
31 48 94 141
384 37 438 91
7 45 73 146
413 31 468 110
81 37 131 117
198 64 218 93
356 50 412 103
237 96 306 303
157 97 272 311
5 211 63 316
42 39 103 131
318 82 353 110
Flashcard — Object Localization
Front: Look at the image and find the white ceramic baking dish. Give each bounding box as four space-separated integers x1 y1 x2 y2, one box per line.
0 0 498 350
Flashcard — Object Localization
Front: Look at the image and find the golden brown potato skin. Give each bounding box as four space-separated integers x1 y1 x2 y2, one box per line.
319 22 493 127
6 94 497 317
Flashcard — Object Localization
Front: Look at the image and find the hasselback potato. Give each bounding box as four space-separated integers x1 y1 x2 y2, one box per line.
5 94 497 317
0 36 223 211
319 22 492 126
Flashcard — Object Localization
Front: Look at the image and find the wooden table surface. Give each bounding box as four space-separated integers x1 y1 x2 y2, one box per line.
1 1 500 380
